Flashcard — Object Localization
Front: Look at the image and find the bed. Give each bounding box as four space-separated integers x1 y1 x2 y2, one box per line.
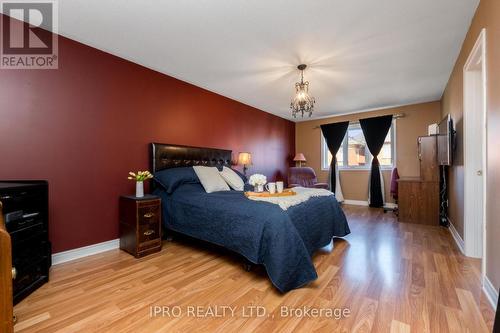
151 143 350 292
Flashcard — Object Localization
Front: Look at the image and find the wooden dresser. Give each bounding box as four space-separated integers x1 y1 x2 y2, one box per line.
119 195 162 258
0 201 14 333
398 136 440 225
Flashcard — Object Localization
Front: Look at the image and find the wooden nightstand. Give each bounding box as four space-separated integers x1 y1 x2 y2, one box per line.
119 195 162 258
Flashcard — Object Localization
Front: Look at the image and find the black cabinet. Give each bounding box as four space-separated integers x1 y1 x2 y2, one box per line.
0 181 51 304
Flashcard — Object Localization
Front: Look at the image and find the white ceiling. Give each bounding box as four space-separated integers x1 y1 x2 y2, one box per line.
8 0 480 121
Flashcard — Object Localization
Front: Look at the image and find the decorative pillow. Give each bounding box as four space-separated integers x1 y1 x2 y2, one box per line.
193 166 230 193
230 168 247 183
244 183 254 192
219 166 245 191
153 167 200 193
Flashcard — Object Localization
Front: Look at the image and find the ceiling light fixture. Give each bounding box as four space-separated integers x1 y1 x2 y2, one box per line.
290 64 315 118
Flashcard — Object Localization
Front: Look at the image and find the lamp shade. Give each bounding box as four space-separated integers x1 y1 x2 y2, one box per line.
293 153 306 162
238 152 252 165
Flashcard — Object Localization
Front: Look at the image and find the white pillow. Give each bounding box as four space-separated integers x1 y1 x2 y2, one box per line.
193 166 230 193
219 166 245 191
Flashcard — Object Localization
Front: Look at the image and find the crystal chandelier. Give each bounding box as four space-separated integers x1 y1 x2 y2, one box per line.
290 64 315 118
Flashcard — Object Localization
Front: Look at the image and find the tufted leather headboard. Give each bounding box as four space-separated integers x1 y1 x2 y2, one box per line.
150 143 232 174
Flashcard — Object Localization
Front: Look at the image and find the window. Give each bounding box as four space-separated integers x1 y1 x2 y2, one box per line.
321 122 395 170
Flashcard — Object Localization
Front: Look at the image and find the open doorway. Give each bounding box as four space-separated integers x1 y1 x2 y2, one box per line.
463 28 487 272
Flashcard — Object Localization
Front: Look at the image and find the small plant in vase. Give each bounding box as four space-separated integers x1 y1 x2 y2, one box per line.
128 171 153 198
249 174 267 192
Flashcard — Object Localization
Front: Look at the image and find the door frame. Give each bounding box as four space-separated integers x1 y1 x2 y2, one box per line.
463 28 487 266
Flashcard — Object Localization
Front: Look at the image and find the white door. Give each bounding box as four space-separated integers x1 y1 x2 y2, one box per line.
463 29 487 260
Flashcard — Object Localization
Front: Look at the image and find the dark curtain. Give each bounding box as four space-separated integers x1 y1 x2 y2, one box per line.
359 115 393 207
320 121 349 193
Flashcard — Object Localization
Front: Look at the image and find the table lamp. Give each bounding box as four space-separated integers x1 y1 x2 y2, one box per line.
293 153 306 167
238 152 252 176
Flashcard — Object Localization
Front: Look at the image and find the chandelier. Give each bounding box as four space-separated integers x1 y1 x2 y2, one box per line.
290 64 315 118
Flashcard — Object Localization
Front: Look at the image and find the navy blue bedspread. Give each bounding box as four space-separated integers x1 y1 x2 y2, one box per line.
154 184 350 292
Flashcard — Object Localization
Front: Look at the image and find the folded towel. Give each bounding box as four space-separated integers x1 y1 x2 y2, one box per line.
247 186 333 210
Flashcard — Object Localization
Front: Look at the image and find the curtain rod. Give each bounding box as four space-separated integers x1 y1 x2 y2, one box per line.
313 113 405 129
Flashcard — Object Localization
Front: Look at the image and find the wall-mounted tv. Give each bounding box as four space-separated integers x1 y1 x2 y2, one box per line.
437 114 454 166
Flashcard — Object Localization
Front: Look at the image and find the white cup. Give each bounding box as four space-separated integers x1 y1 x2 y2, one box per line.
276 181 284 193
266 182 276 194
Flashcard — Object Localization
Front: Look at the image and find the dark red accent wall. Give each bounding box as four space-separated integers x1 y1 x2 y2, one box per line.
0 16 295 253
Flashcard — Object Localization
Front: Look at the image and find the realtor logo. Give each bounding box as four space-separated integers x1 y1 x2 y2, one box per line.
1 0 58 69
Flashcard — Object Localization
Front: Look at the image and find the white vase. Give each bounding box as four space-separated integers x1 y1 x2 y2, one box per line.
136 181 144 198
255 184 264 192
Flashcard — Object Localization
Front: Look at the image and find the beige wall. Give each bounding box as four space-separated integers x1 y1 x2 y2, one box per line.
441 0 500 291
295 101 442 203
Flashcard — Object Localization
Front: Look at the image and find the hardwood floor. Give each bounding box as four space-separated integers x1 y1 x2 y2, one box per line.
13 205 495 332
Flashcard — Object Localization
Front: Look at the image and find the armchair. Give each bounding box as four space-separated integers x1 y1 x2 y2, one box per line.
288 167 329 190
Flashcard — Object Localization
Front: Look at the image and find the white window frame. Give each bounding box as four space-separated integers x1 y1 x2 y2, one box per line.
321 121 396 171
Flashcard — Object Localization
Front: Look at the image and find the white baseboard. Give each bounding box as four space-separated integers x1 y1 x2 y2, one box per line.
343 200 369 206
483 275 499 310
52 239 120 265
448 218 465 255
446 218 498 310
384 203 397 209
342 200 397 209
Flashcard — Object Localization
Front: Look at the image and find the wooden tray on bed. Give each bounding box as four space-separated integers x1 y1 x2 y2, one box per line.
244 189 297 198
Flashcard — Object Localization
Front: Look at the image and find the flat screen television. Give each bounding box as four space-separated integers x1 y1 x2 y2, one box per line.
437 114 454 166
